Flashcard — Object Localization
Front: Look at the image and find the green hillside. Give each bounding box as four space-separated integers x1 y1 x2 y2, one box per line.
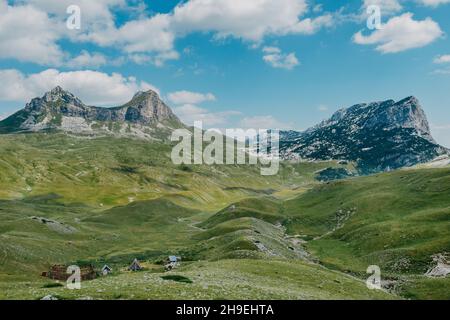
283 168 450 299
0 132 448 300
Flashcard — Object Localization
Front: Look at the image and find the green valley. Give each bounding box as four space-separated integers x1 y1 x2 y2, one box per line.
0 133 448 300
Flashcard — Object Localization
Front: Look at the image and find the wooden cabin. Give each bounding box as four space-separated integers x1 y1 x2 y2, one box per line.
47 264 96 281
128 259 142 271
102 265 112 275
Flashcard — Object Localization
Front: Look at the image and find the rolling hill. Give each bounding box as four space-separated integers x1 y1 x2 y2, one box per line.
0 88 448 300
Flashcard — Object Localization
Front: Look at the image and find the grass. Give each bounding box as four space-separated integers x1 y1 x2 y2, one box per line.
0 132 448 300
0 133 336 210
282 167 450 297
0 259 394 300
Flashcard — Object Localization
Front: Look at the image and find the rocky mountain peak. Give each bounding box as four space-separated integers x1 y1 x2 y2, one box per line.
49 85 65 94
0 87 184 138
279 96 447 173
132 89 158 99
322 96 433 142
42 86 80 103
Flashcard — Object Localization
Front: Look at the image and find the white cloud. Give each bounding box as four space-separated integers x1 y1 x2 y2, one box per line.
313 4 323 13
417 0 450 7
20 0 125 31
287 14 334 34
362 0 403 14
0 1 131 66
240 115 293 130
169 89 236 127
173 104 240 127
0 0 64 65
152 51 180 67
128 54 152 65
87 14 172 52
0 0 174 66
434 55 450 64
128 51 180 67
170 0 328 41
67 51 108 68
262 47 300 70
168 91 216 105
353 13 443 53
1 0 337 67
81 0 334 65
76 12 179 66
0 69 157 106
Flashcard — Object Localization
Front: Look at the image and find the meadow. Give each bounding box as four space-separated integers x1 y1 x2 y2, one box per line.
0 133 448 300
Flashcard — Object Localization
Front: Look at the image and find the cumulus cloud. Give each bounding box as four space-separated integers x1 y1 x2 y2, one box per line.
66 51 108 68
0 0 64 65
171 0 334 40
81 0 333 65
287 14 334 34
128 51 180 67
168 89 237 127
353 13 443 53
168 91 216 105
434 54 450 64
20 0 125 32
0 1 133 67
1 0 337 67
0 0 173 66
173 104 240 127
0 69 157 106
262 47 300 70
85 14 176 57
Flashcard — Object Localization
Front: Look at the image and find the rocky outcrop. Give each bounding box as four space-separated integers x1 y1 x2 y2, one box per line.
279 97 448 173
0 86 184 138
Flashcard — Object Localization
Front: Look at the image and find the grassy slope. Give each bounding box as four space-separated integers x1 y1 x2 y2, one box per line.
0 259 393 300
284 168 450 298
0 132 447 299
0 133 376 300
0 133 344 210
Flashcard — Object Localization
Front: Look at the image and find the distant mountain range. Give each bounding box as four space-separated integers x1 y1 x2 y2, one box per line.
0 86 184 140
0 88 447 173
279 97 448 173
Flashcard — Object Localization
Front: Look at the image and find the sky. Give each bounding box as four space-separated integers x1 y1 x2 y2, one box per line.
0 0 449 147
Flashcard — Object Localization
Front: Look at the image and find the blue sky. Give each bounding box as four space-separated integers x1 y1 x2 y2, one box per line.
0 0 449 146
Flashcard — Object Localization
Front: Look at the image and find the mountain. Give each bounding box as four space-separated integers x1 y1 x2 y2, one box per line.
279 97 449 173
0 86 184 139
1 89 447 173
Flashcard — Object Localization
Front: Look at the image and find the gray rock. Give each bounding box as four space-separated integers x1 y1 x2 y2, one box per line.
279 97 448 173
0 86 184 137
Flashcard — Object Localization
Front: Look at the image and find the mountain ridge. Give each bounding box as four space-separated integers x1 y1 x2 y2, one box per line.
0 86 184 139
1 89 447 173
279 96 448 173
